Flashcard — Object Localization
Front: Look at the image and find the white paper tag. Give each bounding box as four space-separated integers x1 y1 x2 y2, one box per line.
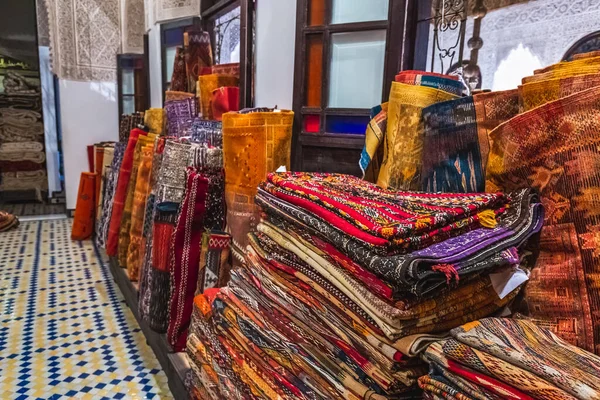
276 165 287 172
490 267 529 300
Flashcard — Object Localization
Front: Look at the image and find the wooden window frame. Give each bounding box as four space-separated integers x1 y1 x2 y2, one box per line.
117 52 149 117
201 0 255 109
291 0 420 173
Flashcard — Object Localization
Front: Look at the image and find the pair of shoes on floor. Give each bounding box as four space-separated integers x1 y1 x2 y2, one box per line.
0 211 19 232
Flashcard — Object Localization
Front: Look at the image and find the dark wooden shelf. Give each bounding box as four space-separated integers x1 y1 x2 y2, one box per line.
107 255 190 400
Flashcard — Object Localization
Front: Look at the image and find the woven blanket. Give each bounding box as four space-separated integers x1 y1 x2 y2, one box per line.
119 112 145 142
0 161 45 173
256 187 542 297
185 31 213 93
71 172 97 240
486 86 600 354
96 143 125 249
450 318 600 399
0 171 48 191
0 150 45 163
263 172 508 250
45 0 144 81
165 97 198 137
0 142 45 154
421 89 519 193
222 110 293 250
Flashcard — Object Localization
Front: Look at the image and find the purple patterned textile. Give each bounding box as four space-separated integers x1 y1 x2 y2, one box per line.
165 98 198 137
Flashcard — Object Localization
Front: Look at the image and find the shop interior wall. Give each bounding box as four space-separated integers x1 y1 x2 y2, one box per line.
254 0 297 110
61 0 297 209
60 80 118 209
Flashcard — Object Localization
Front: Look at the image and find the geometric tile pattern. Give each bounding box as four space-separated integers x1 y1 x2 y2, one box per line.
0 219 173 399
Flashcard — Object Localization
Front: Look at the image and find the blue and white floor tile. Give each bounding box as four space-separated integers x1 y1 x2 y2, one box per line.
0 219 172 399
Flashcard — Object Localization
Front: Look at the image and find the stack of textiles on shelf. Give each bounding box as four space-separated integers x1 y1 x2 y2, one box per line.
184 171 543 399
0 84 47 199
420 317 600 400
362 54 600 355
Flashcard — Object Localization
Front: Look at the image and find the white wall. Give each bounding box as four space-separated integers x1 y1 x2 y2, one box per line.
254 0 297 109
148 23 163 107
59 80 119 209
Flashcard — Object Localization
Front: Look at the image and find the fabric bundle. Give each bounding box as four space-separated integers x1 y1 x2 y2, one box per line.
119 112 145 142
0 211 19 232
486 85 600 354
164 97 198 137
519 73 600 111
222 110 293 254
96 143 125 249
197 74 239 120
362 75 459 190
183 171 543 399
143 108 166 135
106 128 148 256
420 318 600 400
0 105 47 194
71 172 97 240
125 141 155 280
118 133 157 268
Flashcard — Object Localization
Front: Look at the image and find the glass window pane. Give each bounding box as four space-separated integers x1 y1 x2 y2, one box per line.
308 0 326 26
122 69 135 95
332 0 389 24
328 30 386 109
303 114 320 133
325 115 369 134
123 96 135 114
306 35 323 107
165 46 178 83
215 7 241 64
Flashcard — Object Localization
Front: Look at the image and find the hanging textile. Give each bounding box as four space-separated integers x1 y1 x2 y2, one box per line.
184 31 213 93
222 110 293 252
143 140 192 332
71 172 97 240
486 86 600 354
45 0 144 80
420 89 518 193
170 47 188 92
167 168 209 351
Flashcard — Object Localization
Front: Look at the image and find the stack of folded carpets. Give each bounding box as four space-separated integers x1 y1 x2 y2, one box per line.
184 172 544 399
420 318 600 400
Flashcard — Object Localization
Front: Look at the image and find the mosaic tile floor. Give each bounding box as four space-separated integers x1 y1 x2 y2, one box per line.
0 219 173 399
